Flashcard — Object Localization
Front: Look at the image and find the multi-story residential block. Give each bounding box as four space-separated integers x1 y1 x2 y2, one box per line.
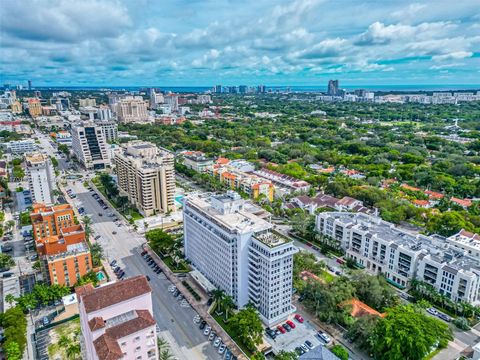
11 101 22 113
95 120 118 142
115 141 175 216
71 123 110 170
76 276 158 360
116 96 149 123
253 168 310 196
4 139 36 154
79 98 97 107
31 203 92 286
27 98 42 117
54 130 72 145
180 151 214 172
25 152 55 205
184 191 297 325
316 212 480 304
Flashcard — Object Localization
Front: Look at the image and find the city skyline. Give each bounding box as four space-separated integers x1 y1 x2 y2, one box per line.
0 0 479 87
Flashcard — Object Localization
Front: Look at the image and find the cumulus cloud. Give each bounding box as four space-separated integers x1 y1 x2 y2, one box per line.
0 0 479 85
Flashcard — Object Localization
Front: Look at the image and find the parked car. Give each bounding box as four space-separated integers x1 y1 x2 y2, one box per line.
218 344 226 354
112 231 117 235
266 328 276 340
203 326 211 336
282 323 291 332
300 344 309 353
207 298 214 306
1 245 13 252
146 275 150 281
208 332 216 341
286 320 296 329
42 317 49 326
295 347 305 355
305 340 314 349
294 314 304 323
110 260 117 267
141 250 147 256
213 338 222 347
317 332 331 344
427 307 438 316
277 325 286 334
199 321 207 329
2 272 14 278
437 313 451 322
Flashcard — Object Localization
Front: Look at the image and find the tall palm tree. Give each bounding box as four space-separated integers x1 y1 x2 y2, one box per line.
211 289 225 312
82 216 92 238
222 295 235 321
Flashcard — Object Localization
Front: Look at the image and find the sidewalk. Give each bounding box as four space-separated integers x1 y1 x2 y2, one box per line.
145 245 249 360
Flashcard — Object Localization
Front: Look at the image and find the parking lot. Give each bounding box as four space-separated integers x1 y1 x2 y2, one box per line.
266 315 326 356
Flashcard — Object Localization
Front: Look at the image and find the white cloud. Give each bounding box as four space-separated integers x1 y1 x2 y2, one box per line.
432 51 473 61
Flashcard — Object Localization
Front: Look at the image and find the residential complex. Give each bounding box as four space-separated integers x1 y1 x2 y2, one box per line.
116 96 149 123
207 158 275 201
71 123 110 170
79 98 97 107
76 276 158 360
180 151 214 172
30 203 92 286
25 152 55 205
115 141 175 216
252 168 311 196
316 212 480 304
184 191 298 325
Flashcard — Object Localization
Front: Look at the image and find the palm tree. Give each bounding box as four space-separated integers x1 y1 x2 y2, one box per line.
82 216 92 238
160 350 175 360
66 344 80 359
222 295 235 321
211 289 225 313
58 335 71 350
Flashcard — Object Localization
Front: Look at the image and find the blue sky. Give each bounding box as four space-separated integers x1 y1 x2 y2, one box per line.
0 0 479 87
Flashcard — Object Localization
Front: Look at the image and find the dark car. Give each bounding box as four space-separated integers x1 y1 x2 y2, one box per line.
265 328 276 340
199 320 207 329
146 275 150 281
207 298 214 306
1 245 13 252
141 250 147 256
117 270 125 278
282 323 291 332
155 268 162 274
110 260 117 267
2 272 14 278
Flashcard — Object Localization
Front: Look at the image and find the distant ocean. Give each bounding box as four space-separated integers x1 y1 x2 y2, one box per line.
34 84 480 93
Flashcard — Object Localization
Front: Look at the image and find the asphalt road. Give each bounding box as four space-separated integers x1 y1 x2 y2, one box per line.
68 180 220 360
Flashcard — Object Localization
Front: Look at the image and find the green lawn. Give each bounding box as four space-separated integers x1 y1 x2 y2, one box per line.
320 270 335 283
163 256 190 273
212 313 254 357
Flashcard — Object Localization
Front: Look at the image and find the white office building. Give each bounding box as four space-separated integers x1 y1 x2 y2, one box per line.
95 120 118 142
4 139 36 154
25 152 55 205
97 105 113 121
184 191 297 325
316 212 480 304
71 123 110 170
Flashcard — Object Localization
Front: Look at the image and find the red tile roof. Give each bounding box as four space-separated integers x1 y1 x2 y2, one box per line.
451 197 472 207
413 199 430 207
343 299 386 318
93 334 123 360
89 316 106 331
400 184 422 192
425 190 444 199
76 276 151 314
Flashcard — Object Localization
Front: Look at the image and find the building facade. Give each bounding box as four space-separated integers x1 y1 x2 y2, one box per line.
28 98 42 117
30 204 92 286
115 141 175 216
95 120 118 142
71 123 110 170
316 212 480 304
183 192 297 325
116 96 149 123
76 276 158 360
25 152 55 205
79 98 97 107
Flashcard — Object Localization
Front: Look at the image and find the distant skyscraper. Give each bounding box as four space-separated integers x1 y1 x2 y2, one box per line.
327 80 339 96
28 80 32 90
214 85 222 93
257 85 266 93
239 85 248 94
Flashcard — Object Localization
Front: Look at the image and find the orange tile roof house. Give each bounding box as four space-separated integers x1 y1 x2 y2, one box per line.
343 299 386 318
451 197 473 208
76 276 157 360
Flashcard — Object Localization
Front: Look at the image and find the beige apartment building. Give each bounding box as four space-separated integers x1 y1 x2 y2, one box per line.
116 96 149 123
115 141 175 216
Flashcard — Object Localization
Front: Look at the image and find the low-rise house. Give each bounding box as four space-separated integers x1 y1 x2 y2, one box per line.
451 197 473 209
180 151 214 173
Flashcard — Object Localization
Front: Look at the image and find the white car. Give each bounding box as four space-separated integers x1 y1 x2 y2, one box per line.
213 338 221 347
426 307 438 316
218 344 226 354
300 344 309 353
203 326 211 336
318 332 331 344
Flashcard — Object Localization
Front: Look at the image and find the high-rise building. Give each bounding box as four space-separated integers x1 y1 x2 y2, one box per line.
27 98 42 117
184 191 297 325
79 98 97 107
149 90 164 109
28 80 32 90
116 96 149 123
214 85 222 93
71 123 110 170
115 141 175 216
327 80 339 96
25 152 55 205
97 105 113 120
50 97 70 111
239 85 248 94
164 94 179 112
95 120 118 142
257 85 266 93
76 276 158 360
30 203 92 286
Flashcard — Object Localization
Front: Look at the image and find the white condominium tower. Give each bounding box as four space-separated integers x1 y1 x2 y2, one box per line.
184 191 298 326
25 152 55 205
116 96 149 123
115 141 175 217
71 123 110 170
